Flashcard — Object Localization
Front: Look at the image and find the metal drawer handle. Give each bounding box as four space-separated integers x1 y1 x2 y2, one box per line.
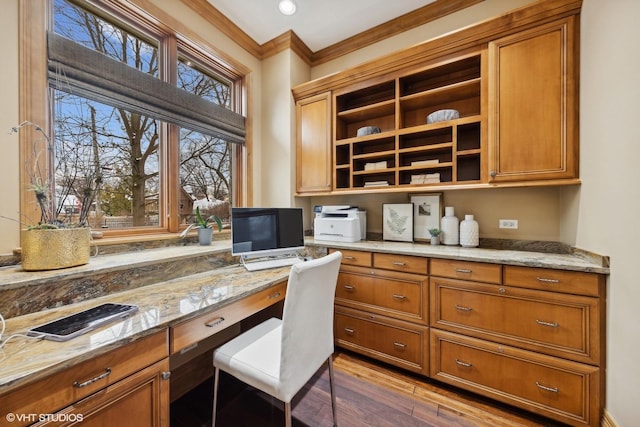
455 268 472 274
536 381 559 393
344 256 356 260
392 261 406 266
343 284 355 291
535 320 559 328
268 291 281 299
344 327 355 334
392 294 407 300
73 367 112 388
205 316 225 327
455 305 473 312
536 277 560 284
455 359 472 368
393 342 406 349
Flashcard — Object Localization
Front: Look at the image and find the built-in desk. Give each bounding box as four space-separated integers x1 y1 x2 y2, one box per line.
0 264 289 426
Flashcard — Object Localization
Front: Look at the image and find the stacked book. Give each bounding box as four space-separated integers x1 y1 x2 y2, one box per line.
364 180 390 187
410 173 440 184
364 160 388 171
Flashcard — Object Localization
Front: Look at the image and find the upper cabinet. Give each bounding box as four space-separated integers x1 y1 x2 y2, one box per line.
292 0 582 195
296 92 332 193
488 17 579 183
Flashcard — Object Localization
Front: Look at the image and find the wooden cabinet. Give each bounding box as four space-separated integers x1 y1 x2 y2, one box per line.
333 53 484 191
430 260 606 426
1 331 169 427
488 17 579 182
296 92 332 193
332 250 429 375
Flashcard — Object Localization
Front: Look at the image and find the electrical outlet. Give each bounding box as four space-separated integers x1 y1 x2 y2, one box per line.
499 219 518 229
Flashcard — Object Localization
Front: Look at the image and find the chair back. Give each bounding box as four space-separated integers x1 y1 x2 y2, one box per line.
278 251 342 400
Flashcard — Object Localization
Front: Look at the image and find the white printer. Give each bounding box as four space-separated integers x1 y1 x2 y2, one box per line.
313 205 366 242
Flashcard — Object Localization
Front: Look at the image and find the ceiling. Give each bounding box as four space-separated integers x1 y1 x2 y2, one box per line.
206 0 437 52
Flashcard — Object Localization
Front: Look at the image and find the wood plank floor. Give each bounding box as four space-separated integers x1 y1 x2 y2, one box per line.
170 350 565 427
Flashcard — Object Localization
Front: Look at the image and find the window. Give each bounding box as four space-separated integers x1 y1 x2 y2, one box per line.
20 0 246 235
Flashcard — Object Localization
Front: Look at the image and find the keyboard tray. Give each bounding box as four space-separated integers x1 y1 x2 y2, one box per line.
27 303 138 341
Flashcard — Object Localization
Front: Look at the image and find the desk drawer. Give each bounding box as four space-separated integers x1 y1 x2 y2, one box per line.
430 259 502 284
336 269 427 324
504 266 604 297
335 307 428 375
430 329 599 427
170 281 286 353
2 331 167 425
373 253 428 275
331 249 372 267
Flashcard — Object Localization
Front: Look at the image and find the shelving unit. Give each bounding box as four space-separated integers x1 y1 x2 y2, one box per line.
332 53 483 191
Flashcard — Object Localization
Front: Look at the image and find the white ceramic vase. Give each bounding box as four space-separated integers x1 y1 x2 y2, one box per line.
441 206 459 245
460 214 479 247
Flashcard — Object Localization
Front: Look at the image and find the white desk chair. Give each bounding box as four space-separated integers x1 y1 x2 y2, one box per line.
212 251 342 427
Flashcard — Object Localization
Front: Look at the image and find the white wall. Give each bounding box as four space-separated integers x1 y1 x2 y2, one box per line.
575 1 640 425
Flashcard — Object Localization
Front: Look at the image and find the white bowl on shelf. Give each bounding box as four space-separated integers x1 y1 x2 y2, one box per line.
426 109 459 124
356 126 381 137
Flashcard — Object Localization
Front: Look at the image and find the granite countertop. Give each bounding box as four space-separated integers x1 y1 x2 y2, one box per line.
0 264 290 395
308 239 610 274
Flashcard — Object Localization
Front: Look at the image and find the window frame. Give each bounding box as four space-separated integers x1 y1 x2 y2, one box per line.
19 0 249 238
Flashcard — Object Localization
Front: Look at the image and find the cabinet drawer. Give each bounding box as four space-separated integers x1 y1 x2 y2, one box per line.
335 307 428 375
2 331 168 425
430 259 502 284
332 249 372 267
171 281 286 353
430 330 600 427
430 278 601 364
336 268 428 324
373 253 428 275
504 266 605 297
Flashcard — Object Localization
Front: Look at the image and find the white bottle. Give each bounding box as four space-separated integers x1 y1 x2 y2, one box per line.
441 206 459 245
460 214 479 247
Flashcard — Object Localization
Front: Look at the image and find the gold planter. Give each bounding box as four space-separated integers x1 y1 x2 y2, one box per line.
20 228 91 271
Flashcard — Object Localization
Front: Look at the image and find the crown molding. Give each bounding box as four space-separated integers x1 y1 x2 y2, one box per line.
182 0 484 65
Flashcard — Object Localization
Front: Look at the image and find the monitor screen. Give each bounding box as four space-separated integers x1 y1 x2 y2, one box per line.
231 207 305 258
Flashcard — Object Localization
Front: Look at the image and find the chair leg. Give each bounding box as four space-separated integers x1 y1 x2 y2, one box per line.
285 401 292 427
212 367 220 427
328 356 338 427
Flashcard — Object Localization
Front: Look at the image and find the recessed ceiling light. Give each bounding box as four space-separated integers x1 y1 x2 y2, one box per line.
278 0 296 16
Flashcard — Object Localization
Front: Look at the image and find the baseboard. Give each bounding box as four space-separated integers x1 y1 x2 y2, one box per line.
601 409 618 427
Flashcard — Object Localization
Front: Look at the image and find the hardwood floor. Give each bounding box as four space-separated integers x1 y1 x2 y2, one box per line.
170 350 565 427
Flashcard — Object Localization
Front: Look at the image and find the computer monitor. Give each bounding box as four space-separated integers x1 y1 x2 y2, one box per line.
231 207 304 259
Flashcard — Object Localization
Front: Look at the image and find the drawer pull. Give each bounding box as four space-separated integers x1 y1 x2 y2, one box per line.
455 268 472 274
535 319 559 328
205 316 226 327
343 285 355 291
455 305 473 312
392 261 406 266
536 277 560 284
73 367 112 388
268 291 281 299
455 359 472 368
393 342 406 349
392 294 407 300
344 256 356 260
344 327 355 335
535 381 559 393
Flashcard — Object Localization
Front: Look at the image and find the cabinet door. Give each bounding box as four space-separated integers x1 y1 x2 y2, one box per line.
296 92 332 193
488 17 578 182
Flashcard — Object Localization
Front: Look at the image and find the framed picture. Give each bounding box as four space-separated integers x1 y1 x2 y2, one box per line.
411 193 443 241
382 203 414 242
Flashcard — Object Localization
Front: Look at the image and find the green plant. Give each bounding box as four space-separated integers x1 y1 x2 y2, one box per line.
428 228 442 237
195 206 222 231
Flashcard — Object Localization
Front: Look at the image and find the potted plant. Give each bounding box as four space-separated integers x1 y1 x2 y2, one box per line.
7 121 93 271
181 206 223 245
428 228 442 246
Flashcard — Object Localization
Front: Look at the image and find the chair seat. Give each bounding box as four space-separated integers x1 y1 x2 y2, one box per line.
213 317 284 399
